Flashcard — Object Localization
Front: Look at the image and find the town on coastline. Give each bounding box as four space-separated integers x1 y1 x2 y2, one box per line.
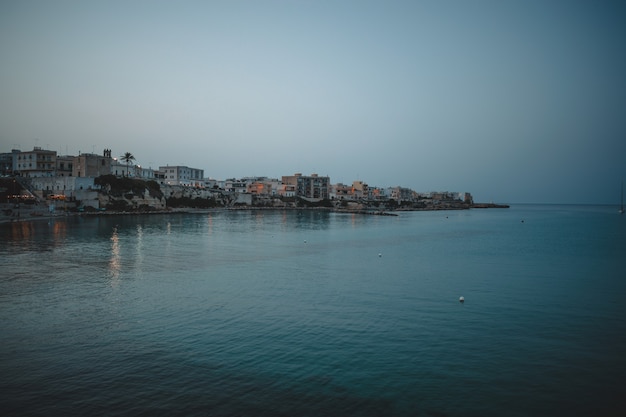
0 146 508 222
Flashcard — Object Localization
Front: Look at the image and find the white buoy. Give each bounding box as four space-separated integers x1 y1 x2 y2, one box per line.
378 253 382 257
459 296 465 303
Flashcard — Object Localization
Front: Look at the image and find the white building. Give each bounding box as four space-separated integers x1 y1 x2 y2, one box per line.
224 178 248 193
15 147 57 177
136 166 156 179
203 178 219 189
30 176 98 195
111 158 137 177
159 165 204 186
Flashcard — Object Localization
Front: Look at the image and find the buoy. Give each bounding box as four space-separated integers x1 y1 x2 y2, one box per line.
459 296 465 303
378 253 382 257
304 240 307 243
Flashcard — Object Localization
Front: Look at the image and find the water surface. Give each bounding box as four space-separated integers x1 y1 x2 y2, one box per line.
1 206 625 416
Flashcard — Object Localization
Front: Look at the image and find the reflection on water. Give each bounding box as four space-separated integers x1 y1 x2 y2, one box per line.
207 213 214 235
109 227 120 286
2 220 69 252
134 224 143 273
10 221 37 243
51 220 67 242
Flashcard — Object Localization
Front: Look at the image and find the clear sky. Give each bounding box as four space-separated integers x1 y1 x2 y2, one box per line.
1 0 625 204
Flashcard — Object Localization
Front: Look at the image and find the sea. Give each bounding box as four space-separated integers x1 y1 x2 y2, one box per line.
1 205 625 417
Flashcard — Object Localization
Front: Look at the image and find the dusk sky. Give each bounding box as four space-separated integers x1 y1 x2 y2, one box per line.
1 0 625 204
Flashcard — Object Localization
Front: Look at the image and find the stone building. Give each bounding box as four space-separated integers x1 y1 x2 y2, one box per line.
74 149 112 177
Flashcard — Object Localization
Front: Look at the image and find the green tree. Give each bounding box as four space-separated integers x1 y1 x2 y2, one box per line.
120 152 136 177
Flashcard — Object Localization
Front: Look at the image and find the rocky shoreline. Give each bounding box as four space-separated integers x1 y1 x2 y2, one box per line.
0 202 509 224
469 203 511 209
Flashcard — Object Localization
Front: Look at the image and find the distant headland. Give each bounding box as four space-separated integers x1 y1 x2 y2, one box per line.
1 147 508 222
1 174 508 224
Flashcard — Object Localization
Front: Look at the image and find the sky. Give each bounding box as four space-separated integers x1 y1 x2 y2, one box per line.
1 0 625 204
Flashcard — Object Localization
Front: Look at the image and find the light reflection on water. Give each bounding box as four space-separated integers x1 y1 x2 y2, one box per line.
134 223 144 274
109 226 121 286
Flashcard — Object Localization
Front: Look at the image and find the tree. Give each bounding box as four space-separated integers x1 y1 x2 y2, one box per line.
120 152 136 177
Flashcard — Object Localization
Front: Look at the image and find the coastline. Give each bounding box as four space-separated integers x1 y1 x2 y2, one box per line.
0 203 510 225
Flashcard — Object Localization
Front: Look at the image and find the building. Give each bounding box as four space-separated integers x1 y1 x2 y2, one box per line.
277 183 296 197
388 186 415 203
111 157 135 177
247 182 267 195
351 181 369 199
159 165 204 186
369 186 387 200
0 149 20 175
30 176 97 196
330 181 376 200
73 149 112 177
245 177 279 195
224 178 248 193
15 147 57 177
331 183 352 200
110 160 153 179
462 192 474 204
266 178 282 196
55 155 74 176
136 166 155 179
282 173 330 200
430 191 462 202
202 178 219 189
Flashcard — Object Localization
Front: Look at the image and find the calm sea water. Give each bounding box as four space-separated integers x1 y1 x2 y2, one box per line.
1 205 625 417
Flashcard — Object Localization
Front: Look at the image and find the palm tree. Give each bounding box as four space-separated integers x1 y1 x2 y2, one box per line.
120 152 136 177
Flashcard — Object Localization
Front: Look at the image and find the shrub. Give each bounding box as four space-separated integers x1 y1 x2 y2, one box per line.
166 196 221 208
106 199 131 211
95 175 162 198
